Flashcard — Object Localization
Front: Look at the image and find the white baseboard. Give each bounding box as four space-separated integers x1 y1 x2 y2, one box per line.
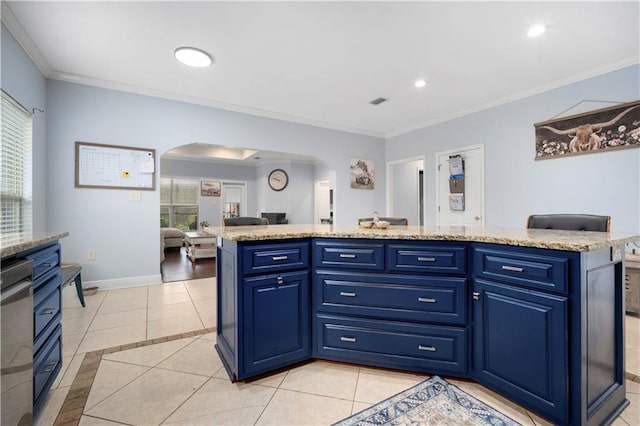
83 274 163 291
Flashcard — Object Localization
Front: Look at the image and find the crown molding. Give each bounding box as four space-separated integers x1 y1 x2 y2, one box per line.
1 2 52 78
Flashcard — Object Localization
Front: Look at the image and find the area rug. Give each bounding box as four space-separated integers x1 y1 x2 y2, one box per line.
333 375 521 426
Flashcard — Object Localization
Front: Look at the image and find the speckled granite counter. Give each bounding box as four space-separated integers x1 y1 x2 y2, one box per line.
1 232 69 258
203 224 639 252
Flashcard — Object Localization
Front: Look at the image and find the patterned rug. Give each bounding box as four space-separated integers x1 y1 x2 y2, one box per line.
333 376 522 426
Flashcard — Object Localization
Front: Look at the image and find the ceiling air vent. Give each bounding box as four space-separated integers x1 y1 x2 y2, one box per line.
369 97 387 105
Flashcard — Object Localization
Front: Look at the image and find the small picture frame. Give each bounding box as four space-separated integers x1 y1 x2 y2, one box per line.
201 180 221 196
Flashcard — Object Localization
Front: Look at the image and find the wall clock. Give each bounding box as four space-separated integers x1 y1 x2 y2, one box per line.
268 169 289 191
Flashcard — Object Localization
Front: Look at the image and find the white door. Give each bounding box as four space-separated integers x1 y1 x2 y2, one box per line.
222 183 246 218
386 157 424 226
315 179 332 224
436 145 485 226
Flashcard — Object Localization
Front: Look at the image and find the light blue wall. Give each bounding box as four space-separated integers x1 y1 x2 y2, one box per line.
44 80 385 285
1 25 47 232
386 65 640 233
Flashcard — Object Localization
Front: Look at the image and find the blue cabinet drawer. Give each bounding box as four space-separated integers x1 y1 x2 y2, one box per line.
388 244 466 274
473 246 568 294
24 243 60 281
242 242 309 275
34 278 61 341
314 240 384 270
315 314 467 374
314 271 467 324
34 325 62 410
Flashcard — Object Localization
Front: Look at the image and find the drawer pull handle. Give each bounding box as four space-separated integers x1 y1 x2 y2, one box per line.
418 297 436 303
340 291 356 297
501 265 524 273
339 254 357 259
417 257 436 262
418 345 436 352
39 308 57 315
272 256 288 261
40 362 57 373
340 336 357 343
43 262 54 267
277 276 284 285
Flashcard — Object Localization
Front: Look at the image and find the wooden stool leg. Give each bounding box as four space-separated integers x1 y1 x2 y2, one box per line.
74 273 86 307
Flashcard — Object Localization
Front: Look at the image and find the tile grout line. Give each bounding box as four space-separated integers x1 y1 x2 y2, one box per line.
52 327 216 426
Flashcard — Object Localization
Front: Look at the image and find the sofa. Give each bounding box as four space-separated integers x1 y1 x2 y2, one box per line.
261 212 289 225
162 227 185 249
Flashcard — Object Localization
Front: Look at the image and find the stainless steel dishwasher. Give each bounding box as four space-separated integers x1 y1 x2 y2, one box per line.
1 259 34 426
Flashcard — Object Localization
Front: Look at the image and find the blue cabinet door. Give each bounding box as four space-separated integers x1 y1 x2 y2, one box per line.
473 278 568 424
243 270 310 378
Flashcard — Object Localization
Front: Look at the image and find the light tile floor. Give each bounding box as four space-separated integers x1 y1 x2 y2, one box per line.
35 279 640 426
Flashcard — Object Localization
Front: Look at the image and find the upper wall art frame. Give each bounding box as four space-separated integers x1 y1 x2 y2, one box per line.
534 100 640 160
350 158 375 190
201 180 221 196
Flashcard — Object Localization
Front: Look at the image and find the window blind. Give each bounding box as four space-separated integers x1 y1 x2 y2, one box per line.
1 90 32 235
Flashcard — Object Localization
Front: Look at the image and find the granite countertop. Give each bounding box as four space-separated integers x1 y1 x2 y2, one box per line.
1 232 69 258
203 224 640 252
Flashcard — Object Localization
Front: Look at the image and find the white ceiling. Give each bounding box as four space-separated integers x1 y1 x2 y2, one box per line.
4 1 639 139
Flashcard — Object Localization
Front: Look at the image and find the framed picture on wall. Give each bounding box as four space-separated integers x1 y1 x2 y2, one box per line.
201 180 221 196
350 158 374 189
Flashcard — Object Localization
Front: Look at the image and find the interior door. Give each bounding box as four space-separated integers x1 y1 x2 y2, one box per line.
387 157 424 226
436 145 484 226
222 183 246 218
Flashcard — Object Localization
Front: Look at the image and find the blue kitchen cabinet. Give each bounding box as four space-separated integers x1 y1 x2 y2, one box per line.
216 239 311 381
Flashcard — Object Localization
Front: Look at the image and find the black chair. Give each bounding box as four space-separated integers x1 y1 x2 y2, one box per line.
223 217 269 226
261 212 289 225
526 214 610 232
358 217 409 225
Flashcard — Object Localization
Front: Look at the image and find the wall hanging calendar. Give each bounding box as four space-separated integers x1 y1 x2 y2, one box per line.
75 141 156 190
534 100 640 160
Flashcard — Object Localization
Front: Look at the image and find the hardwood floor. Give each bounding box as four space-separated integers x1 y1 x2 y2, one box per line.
161 246 215 282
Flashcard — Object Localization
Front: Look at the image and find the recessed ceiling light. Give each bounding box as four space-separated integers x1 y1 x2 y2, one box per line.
174 47 212 67
527 24 547 37
414 79 427 88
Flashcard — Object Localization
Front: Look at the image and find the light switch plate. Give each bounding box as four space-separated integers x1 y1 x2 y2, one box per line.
129 191 141 201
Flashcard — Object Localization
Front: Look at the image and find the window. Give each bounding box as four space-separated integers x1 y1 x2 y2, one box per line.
1 90 32 235
160 178 199 230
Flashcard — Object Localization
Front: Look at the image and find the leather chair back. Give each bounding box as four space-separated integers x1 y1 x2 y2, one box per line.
526 214 610 232
223 217 269 226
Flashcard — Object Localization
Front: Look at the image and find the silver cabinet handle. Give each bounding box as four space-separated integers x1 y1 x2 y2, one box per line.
418 297 436 303
339 253 356 259
417 257 436 262
340 336 357 343
501 265 524 272
43 262 54 267
40 362 57 373
340 291 356 297
418 345 436 352
272 256 288 261
473 292 480 300
276 276 284 285
39 308 56 315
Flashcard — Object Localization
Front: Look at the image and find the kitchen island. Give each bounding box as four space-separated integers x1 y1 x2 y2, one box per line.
205 224 639 426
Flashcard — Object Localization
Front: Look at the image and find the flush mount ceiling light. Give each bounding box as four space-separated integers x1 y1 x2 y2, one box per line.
414 79 427 88
174 47 212 67
527 24 547 37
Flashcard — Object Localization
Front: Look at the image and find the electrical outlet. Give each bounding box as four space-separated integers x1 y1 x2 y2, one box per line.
87 249 96 260
129 191 141 201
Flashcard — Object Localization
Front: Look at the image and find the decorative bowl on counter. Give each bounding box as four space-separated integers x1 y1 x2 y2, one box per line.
374 220 390 229
359 221 374 228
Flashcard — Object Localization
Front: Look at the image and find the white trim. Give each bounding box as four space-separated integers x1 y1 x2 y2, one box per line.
435 144 485 227
1 3 52 77
83 274 162 291
386 156 426 226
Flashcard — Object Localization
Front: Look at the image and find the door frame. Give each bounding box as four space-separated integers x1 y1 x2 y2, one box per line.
314 178 331 224
386 155 426 226
221 181 248 218
435 144 485 227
